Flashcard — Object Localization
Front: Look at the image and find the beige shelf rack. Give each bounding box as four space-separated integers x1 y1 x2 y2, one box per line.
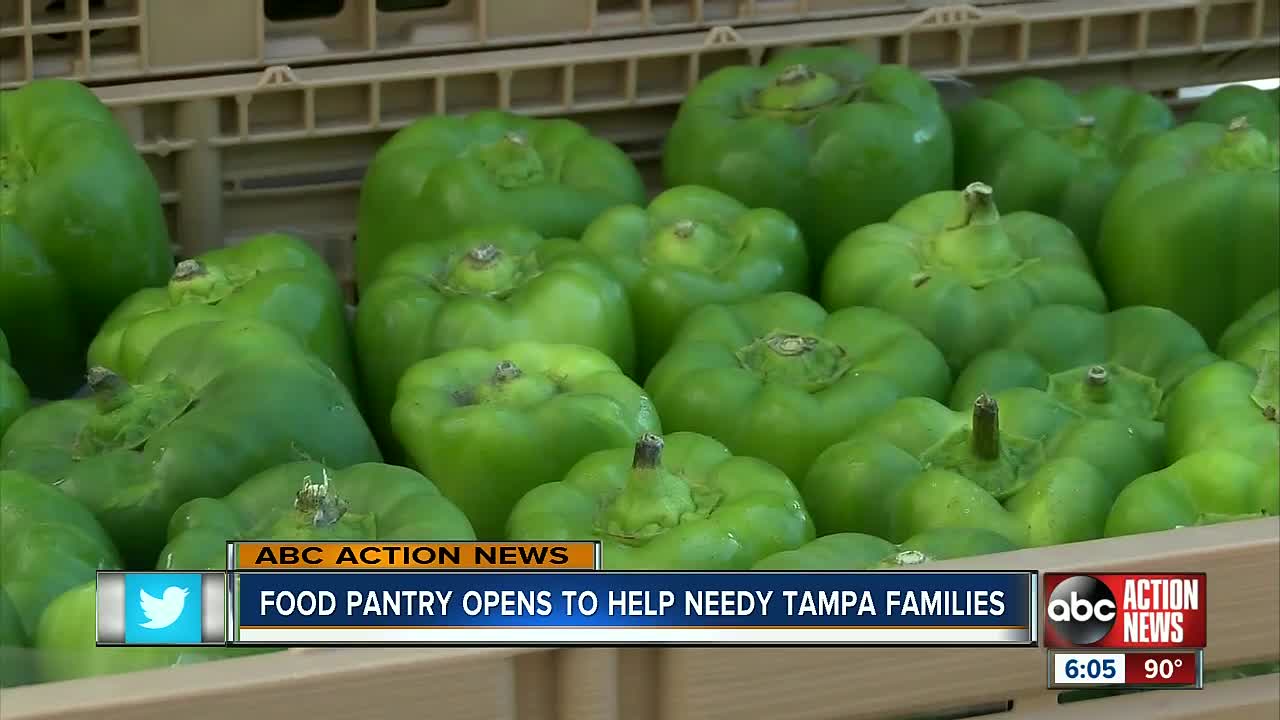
74 0 1280 293
1 518 1276 720
0 0 1068 88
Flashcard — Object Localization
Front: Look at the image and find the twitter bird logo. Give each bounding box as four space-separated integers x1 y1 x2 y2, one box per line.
124 573 204 644
139 586 189 629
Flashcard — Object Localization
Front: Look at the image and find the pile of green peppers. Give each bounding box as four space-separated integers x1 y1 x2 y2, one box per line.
1 61 1276 687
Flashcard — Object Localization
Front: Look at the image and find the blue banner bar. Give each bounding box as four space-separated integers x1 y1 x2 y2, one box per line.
231 571 1036 646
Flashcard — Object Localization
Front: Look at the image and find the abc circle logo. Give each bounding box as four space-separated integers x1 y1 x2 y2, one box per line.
1046 575 1116 646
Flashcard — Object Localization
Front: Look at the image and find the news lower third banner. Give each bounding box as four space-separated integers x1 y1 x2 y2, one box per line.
94 541 1037 647
229 570 1037 645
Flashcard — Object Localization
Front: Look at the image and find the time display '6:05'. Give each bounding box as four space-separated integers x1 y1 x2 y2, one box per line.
1054 652 1123 685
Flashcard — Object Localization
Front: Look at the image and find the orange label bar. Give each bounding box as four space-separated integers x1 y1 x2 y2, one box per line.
234 541 598 570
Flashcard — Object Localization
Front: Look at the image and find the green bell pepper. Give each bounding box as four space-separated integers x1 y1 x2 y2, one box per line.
802 392 1164 547
1097 118 1279 346
1190 84 1279 140
356 224 635 451
821 182 1107 372
160 461 475 570
1219 289 1279 374
0 470 120 639
662 47 952 272
35 581 267 682
1 320 381 568
950 305 1217 434
951 78 1173 256
0 329 28 439
0 588 32 687
357 110 646 288
1104 449 1279 537
0 79 174 398
644 291 950 482
752 528 1018 570
509 432 813 569
391 342 661 540
579 185 809 375
1139 352 1280 534
88 232 358 393
1165 354 1279 466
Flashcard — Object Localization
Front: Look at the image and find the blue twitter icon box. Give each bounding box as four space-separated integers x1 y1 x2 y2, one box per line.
96 571 228 646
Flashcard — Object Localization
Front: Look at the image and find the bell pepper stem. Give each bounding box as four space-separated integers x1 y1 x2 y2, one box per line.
1083 365 1110 402
601 433 713 541
1064 116 1096 147
753 63 843 118
478 131 544 189
168 258 234 305
646 218 738 270
294 468 349 527
172 259 208 281
735 332 851 392
777 64 817 85
632 433 664 470
959 182 998 227
438 242 526 297
971 393 1001 461
672 220 696 239
1208 116 1278 172
467 244 501 266
893 550 927 567
767 334 818 356
493 360 523 383
86 366 132 413
931 182 1021 286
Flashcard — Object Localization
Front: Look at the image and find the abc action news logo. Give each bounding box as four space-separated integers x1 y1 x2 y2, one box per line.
1044 573 1207 649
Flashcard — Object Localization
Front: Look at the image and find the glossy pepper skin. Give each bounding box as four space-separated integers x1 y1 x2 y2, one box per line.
0 79 174 398
509 432 814 569
662 47 952 272
1190 84 1279 140
1165 354 1279 467
36 581 268 682
1097 119 1279 346
356 224 635 451
644 291 949 482
752 528 1017 570
822 183 1106 372
951 78 1173 256
0 330 28 439
1218 289 1279 374
391 342 661 540
1 320 381 568
951 305 1217 441
88 233 358 393
580 185 808 375
160 461 474 570
802 393 1163 548
357 111 646 288
0 470 120 641
1104 450 1279 538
